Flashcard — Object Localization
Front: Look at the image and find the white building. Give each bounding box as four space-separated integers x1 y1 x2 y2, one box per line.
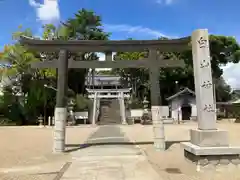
166 88 197 121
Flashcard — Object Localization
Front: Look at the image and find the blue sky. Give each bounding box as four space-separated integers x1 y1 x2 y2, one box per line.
0 0 239 88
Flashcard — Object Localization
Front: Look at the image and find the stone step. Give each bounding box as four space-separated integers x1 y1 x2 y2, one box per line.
99 99 121 124
71 146 142 158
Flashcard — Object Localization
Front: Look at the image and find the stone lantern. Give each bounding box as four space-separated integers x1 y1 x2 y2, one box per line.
142 96 150 124
67 98 76 125
143 96 149 113
38 114 44 126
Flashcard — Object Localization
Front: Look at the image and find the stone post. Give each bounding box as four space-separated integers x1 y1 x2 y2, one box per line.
120 92 127 125
38 115 44 127
53 50 68 153
92 92 97 126
118 93 122 120
48 116 51 126
52 116 55 126
149 49 165 151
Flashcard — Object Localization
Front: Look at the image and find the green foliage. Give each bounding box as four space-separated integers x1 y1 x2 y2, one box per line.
25 81 45 115
96 70 116 75
128 97 143 109
0 96 4 114
0 86 16 106
226 104 240 122
0 44 38 76
61 8 111 94
0 86 25 125
0 8 112 124
231 90 240 100
63 8 110 40
0 8 239 125
0 25 59 123
214 77 232 102
42 24 57 40
114 35 240 103
113 51 149 98
74 94 92 111
12 25 34 40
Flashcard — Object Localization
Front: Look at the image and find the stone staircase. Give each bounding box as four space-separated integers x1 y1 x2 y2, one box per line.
98 99 122 125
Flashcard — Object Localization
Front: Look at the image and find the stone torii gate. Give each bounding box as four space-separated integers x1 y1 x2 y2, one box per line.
20 29 240 169
86 88 131 125
20 36 188 153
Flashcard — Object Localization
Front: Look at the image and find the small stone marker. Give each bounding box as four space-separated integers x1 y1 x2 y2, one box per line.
160 106 169 117
38 115 44 127
48 116 51 126
52 116 55 125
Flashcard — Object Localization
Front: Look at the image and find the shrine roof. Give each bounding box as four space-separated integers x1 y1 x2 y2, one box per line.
86 88 131 93
166 87 195 101
85 74 121 86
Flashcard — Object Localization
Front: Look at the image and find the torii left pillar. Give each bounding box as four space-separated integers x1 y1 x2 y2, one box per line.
53 50 68 153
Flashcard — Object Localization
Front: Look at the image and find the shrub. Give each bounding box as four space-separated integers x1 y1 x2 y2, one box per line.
227 104 240 122
128 97 143 109
74 94 92 111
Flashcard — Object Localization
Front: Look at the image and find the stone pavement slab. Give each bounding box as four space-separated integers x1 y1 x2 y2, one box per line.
86 125 130 144
61 155 161 180
61 125 162 180
0 161 68 180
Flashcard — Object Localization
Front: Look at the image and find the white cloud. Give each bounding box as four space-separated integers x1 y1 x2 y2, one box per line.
222 63 240 89
155 0 176 5
103 24 175 38
29 0 60 24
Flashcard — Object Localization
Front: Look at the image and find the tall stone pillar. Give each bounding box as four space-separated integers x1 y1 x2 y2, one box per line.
149 49 165 151
182 29 240 169
192 29 216 130
190 29 227 146
53 50 68 153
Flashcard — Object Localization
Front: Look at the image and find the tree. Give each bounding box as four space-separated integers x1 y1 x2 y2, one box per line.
113 51 149 100
0 9 111 124
96 70 116 75
113 35 240 104
176 35 240 101
214 77 232 102
62 8 110 94
0 26 57 124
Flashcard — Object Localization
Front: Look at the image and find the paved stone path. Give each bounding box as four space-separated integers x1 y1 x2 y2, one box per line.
61 125 162 180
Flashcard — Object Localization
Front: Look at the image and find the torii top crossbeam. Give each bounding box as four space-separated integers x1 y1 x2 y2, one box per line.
19 36 190 52
19 36 190 69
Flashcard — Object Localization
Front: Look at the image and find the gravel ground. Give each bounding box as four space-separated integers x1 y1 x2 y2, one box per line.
121 122 240 180
1 122 240 180
0 126 97 179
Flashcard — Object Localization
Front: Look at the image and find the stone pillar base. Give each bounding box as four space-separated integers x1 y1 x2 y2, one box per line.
181 141 240 171
190 129 229 147
184 149 240 171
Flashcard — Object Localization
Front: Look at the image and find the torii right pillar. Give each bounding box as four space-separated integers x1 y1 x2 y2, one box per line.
181 29 240 171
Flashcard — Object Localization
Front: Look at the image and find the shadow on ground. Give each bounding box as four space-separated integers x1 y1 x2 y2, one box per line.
65 140 189 153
